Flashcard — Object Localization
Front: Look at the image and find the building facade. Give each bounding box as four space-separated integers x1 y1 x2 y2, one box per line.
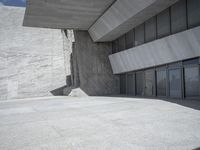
23 0 200 99
110 0 200 100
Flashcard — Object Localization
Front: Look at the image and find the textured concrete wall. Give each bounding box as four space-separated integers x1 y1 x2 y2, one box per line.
109 26 200 74
0 6 66 100
23 0 115 30
70 31 119 96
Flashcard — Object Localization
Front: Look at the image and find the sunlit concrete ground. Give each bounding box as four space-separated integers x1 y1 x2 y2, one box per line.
0 96 200 150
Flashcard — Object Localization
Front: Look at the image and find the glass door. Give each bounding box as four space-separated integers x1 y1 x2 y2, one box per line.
184 65 200 98
126 73 135 96
144 69 155 97
136 71 144 96
169 68 182 98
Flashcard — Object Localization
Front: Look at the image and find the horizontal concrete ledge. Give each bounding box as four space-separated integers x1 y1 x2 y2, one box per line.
23 0 115 30
89 0 178 42
109 26 200 74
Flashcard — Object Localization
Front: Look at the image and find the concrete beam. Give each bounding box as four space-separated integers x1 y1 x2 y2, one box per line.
23 0 115 30
109 26 200 74
89 0 179 42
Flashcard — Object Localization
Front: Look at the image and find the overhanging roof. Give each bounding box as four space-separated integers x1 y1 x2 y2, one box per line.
24 0 179 42
23 0 115 30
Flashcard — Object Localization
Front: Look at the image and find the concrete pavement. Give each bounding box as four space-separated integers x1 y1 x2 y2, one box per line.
0 96 200 150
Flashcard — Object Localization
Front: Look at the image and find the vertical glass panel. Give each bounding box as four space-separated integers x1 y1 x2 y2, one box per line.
136 71 144 96
157 8 171 38
187 0 200 28
169 69 182 98
135 24 145 46
112 41 116 54
156 70 167 96
114 39 119 53
127 73 135 95
118 35 125 51
171 0 187 34
120 74 126 94
145 17 157 42
145 70 155 96
184 66 199 97
125 29 134 49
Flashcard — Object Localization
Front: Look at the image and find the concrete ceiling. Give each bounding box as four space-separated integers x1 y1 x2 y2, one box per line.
24 0 179 42
23 0 115 30
89 0 179 42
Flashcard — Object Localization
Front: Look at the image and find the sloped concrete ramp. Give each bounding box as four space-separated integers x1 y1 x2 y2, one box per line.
0 96 200 150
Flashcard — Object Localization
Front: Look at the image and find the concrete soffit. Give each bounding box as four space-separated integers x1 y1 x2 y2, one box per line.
23 0 116 30
89 0 179 42
23 0 179 42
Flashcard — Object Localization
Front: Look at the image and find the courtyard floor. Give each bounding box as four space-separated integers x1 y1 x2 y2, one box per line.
0 96 200 150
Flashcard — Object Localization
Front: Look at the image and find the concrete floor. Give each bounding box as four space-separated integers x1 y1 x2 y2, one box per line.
0 96 200 150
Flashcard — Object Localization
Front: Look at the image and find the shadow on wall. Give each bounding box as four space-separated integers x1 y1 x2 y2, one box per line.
60 30 119 96
51 29 119 97
111 95 200 111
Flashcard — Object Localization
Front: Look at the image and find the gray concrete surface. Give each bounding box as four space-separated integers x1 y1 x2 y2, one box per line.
0 6 66 100
67 31 119 96
23 0 115 30
88 0 178 42
0 96 200 150
109 26 200 74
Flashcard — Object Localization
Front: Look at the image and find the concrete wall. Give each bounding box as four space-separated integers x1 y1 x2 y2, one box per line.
89 0 178 42
109 26 200 74
23 0 115 30
0 6 66 100
69 31 119 96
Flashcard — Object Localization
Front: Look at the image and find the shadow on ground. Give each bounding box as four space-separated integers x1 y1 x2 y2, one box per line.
160 98 200 111
108 95 200 111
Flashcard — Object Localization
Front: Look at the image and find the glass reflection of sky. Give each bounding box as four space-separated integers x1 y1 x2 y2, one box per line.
0 0 26 7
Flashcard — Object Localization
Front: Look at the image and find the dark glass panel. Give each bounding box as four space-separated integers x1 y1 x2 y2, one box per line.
157 8 171 38
184 66 199 97
127 73 135 95
136 71 144 96
118 35 125 51
120 74 126 94
171 0 187 33
145 17 157 42
187 0 200 28
135 24 145 46
169 69 182 98
144 70 155 96
156 70 167 96
112 41 116 54
125 29 134 49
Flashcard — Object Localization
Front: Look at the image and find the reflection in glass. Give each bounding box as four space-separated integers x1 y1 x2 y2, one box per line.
136 72 144 96
127 74 135 95
169 69 182 98
156 70 167 96
145 70 155 96
135 24 144 46
184 66 199 97
120 74 126 94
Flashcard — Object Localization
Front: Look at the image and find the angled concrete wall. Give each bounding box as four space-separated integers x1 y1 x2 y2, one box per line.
89 0 178 42
0 6 66 100
109 26 200 74
70 31 119 95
